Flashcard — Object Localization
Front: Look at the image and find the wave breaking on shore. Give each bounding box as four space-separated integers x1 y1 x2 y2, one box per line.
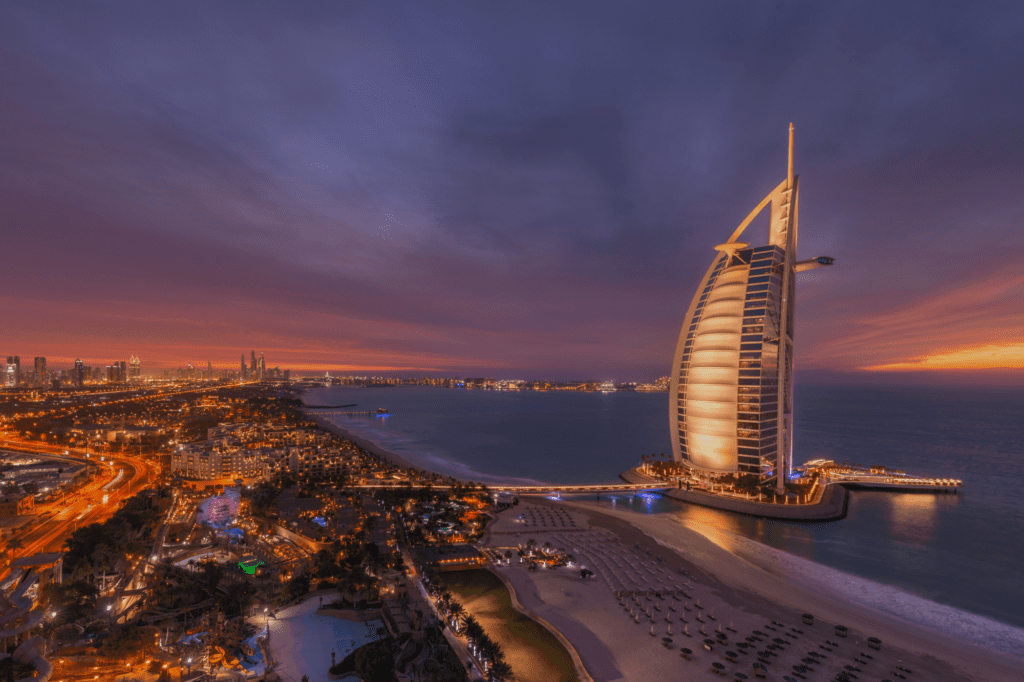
679 517 1024 662
308 409 549 486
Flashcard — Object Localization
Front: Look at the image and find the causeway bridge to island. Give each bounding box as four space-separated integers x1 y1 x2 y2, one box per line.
348 482 671 494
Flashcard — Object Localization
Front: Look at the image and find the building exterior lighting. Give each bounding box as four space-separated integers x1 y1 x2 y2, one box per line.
669 125 833 494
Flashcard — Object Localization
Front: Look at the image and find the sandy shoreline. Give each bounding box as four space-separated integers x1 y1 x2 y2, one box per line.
484 498 1023 682
303 400 1023 679
305 413 427 473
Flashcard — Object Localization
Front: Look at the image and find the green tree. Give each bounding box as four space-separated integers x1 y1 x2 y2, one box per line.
353 640 395 682
101 624 153 662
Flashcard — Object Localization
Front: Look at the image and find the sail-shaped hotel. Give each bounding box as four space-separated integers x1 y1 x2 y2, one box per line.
669 126 833 494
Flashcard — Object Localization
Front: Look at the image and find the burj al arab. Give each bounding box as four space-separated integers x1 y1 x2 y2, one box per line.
669 125 834 494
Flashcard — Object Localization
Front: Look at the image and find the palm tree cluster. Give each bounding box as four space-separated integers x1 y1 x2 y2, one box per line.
431 589 514 682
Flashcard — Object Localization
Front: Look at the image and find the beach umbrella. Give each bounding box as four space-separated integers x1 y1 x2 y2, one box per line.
736 674 748 680
704 638 716 647
712 662 725 670
681 647 693 656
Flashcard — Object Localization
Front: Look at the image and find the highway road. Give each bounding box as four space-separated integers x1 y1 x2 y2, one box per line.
1 436 156 563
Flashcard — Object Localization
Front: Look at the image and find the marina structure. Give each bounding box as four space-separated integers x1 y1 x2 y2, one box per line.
669 126 834 493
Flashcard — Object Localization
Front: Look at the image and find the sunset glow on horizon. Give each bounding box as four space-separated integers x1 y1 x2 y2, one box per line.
862 342 1024 372
3 3 1023 384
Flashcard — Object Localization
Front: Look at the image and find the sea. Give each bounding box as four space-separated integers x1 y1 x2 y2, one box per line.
302 383 1024 638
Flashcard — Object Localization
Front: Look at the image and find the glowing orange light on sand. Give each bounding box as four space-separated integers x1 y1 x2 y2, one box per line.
862 342 1024 371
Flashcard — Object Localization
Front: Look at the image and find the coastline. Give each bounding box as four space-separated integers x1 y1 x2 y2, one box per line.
301 401 549 486
304 413 426 473
300 390 1024 676
556 499 1024 679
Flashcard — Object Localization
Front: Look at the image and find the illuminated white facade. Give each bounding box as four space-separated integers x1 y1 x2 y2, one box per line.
669 126 833 492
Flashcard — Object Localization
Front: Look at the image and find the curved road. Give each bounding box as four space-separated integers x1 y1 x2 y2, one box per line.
0 437 155 563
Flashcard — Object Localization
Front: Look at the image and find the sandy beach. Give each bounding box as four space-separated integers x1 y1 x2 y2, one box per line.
482 498 1024 682
305 409 1024 680
305 413 426 473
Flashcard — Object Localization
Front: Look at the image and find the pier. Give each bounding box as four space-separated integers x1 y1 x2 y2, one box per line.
802 459 962 493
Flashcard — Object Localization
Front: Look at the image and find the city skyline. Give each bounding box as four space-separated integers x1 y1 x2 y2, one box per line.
2 2 1023 383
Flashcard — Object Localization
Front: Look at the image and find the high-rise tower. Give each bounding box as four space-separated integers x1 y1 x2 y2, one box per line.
669 125 834 494
4 356 19 387
259 352 265 380
250 351 257 377
241 354 247 380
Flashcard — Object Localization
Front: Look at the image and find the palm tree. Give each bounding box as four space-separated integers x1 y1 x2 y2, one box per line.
489 659 515 682
92 544 113 586
448 602 465 632
463 615 483 645
480 639 503 666
1 537 23 566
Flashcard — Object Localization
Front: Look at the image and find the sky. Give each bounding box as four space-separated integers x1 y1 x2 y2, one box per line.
2 1 1022 383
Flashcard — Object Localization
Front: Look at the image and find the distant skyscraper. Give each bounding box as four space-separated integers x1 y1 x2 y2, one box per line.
240 354 247 380
250 350 257 377
129 355 141 380
259 352 265 380
4 356 19 387
74 359 84 387
34 357 46 383
669 126 834 494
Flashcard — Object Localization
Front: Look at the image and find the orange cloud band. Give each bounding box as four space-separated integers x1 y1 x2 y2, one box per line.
862 342 1024 371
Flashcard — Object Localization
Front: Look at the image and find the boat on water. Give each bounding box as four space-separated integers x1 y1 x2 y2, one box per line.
599 381 616 393
376 407 390 416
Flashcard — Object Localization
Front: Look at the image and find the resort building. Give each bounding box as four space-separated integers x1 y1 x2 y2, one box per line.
414 544 485 572
669 125 833 492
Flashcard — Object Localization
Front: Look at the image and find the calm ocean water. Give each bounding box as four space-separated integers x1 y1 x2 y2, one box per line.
305 384 1024 630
